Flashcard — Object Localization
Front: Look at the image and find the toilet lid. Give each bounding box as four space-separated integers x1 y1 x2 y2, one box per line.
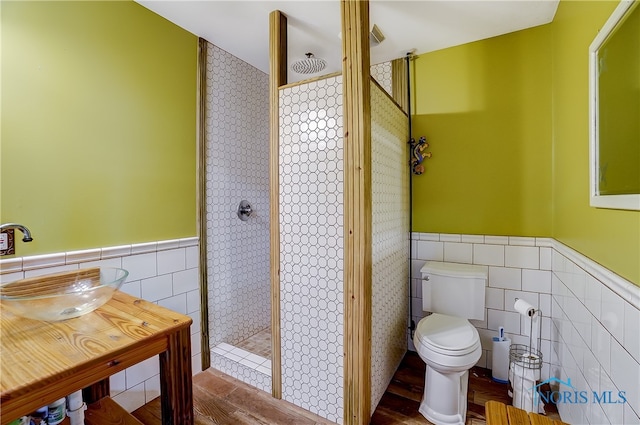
416 313 479 355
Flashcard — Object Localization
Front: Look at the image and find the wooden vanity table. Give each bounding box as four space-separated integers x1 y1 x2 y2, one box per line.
0 291 193 425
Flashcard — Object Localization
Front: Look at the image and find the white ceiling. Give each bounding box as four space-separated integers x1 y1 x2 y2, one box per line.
137 0 559 83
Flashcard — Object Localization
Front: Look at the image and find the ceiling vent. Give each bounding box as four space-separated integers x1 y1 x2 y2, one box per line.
338 24 385 47
370 24 385 46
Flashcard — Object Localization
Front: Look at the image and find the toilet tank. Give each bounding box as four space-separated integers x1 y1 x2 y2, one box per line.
421 261 487 321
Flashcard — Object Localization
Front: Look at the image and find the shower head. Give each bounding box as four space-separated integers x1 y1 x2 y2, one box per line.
291 53 326 75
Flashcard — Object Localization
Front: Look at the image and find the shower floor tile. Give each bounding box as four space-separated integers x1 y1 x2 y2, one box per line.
212 342 271 376
235 328 271 359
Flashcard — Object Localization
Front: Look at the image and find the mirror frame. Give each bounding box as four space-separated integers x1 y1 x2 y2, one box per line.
589 0 640 211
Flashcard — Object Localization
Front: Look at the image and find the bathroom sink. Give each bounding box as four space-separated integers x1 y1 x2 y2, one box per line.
0 267 129 321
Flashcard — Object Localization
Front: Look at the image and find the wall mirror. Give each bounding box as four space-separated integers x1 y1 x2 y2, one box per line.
589 0 640 210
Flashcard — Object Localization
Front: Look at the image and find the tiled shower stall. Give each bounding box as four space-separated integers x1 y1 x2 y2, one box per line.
204 43 272 392
202 37 409 423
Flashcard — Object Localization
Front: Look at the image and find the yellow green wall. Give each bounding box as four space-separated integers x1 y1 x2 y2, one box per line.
551 0 639 285
1 1 198 257
411 25 553 237
411 0 639 285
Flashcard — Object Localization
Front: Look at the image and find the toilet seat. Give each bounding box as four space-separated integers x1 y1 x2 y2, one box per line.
415 313 480 356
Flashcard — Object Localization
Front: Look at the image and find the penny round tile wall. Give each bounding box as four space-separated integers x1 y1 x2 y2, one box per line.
371 61 393 96
204 44 271 350
279 74 345 424
370 83 410 409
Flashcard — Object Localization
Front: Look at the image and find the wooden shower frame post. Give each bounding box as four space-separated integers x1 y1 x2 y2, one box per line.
391 58 408 113
196 37 211 372
269 9 287 400
341 1 372 424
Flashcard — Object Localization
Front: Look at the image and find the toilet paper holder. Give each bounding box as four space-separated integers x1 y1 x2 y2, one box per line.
514 297 541 347
510 298 544 413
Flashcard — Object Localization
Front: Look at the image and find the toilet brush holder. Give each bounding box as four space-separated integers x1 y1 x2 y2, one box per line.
492 337 511 384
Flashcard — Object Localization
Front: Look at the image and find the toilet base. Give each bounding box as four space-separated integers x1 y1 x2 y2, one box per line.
418 365 469 425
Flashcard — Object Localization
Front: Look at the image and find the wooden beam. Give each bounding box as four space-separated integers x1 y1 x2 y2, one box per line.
269 9 287 400
340 1 372 424
391 58 408 113
196 37 211 373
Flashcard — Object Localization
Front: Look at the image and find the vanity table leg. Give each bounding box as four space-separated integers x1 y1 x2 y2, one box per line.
83 378 110 403
159 327 193 425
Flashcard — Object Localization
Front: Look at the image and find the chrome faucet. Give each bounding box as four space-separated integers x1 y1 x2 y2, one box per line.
0 223 33 242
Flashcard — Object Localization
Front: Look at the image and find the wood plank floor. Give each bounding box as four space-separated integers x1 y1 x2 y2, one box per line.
370 351 510 425
133 367 334 425
132 351 559 425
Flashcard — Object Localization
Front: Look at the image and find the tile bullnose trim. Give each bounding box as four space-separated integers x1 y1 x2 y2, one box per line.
130 242 158 255
102 245 132 259
417 233 440 241
66 248 102 265
484 236 510 245
156 239 182 251
508 236 537 246
535 237 555 247
0 258 23 274
22 253 67 271
1 237 200 273
179 237 199 247
461 234 485 243
550 239 639 307
440 234 462 242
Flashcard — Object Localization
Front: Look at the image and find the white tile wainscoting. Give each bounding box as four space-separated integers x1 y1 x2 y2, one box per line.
410 232 640 425
0 237 202 413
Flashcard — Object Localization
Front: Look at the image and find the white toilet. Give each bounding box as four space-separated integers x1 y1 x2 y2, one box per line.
413 261 487 425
